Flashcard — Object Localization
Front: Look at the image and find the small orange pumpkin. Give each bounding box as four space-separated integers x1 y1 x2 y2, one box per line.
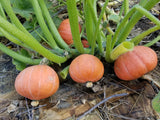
15 65 59 100
81 39 89 48
58 19 81 45
114 46 157 81
69 54 104 83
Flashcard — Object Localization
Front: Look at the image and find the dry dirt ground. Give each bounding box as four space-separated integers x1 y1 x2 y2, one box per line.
0 1 160 120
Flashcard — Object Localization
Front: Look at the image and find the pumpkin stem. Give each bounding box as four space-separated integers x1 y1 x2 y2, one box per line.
105 34 112 63
59 65 69 79
39 58 50 65
110 41 134 61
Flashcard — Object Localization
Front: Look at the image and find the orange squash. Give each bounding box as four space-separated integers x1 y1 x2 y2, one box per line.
114 46 157 81
69 54 104 83
58 19 81 45
81 39 89 48
15 65 59 100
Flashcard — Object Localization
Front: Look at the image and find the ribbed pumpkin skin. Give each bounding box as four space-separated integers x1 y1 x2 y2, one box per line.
15 65 59 100
69 54 104 83
114 46 157 81
58 19 81 45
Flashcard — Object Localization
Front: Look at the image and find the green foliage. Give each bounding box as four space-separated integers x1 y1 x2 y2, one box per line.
152 91 160 113
11 0 33 20
108 14 121 23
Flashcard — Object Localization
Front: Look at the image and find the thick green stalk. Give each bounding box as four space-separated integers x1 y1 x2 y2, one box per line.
105 34 112 63
119 2 124 17
0 0 30 35
85 0 100 54
0 27 31 48
111 5 137 48
130 26 160 45
91 0 109 54
83 0 94 46
115 0 160 46
0 15 67 64
0 3 6 20
124 0 129 15
29 0 59 49
112 3 160 48
0 43 41 65
92 0 97 18
110 41 134 61
116 5 160 44
106 26 114 35
144 35 160 47
38 0 69 50
139 0 148 6
66 0 84 53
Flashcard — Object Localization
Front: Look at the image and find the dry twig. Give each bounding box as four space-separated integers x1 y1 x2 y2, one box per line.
76 93 129 120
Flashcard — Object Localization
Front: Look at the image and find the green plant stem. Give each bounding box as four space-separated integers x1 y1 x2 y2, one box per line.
85 0 103 55
38 0 69 50
0 3 6 36
85 0 98 54
115 0 160 46
144 35 160 47
0 43 41 65
124 0 129 15
83 0 94 46
111 5 136 49
130 25 160 45
105 34 112 63
117 5 160 44
119 2 124 17
112 3 160 48
59 65 69 79
0 0 30 35
106 26 114 35
0 27 31 48
92 0 109 54
0 3 6 20
29 0 59 49
66 0 84 53
110 41 134 61
0 15 67 64
139 0 148 6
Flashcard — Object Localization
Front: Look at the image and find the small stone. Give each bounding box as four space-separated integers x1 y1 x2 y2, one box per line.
92 85 102 92
86 82 93 88
81 99 87 104
31 100 39 107
7 104 17 113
